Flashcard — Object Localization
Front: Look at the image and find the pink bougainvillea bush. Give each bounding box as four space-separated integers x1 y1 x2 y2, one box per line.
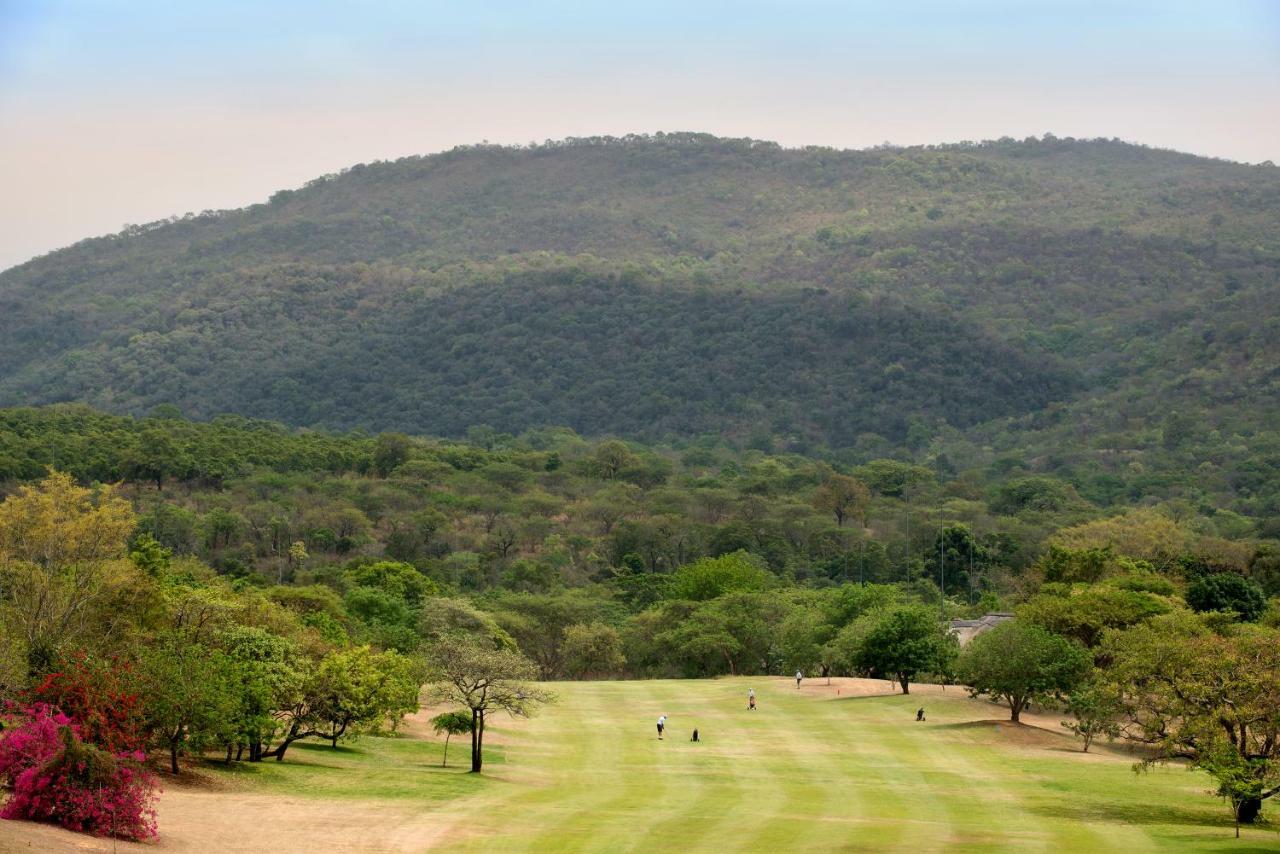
0 704 158 840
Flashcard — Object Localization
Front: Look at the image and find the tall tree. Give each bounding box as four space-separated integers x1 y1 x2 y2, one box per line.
0 472 137 674
1102 617 1280 826
426 635 553 773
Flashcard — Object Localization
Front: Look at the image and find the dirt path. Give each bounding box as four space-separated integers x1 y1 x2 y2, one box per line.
0 787 455 854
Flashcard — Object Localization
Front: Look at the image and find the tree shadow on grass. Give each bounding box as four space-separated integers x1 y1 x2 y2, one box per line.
1028 797 1230 830
294 742 360 755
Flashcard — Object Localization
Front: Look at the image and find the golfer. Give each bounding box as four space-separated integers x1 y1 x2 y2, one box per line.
748 688 756 710
795 669 803 689
656 714 666 740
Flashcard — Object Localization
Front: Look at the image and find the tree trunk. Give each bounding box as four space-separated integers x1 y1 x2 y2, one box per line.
1010 697 1025 723
442 733 450 767
471 717 486 773
170 740 180 774
225 744 234 764
899 674 909 694
470 710 482 773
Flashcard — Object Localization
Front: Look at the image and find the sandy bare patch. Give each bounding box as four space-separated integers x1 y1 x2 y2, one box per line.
0 787 460 854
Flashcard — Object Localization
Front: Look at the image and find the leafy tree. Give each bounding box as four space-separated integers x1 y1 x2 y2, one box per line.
778 603 837 679
851 460 932 497
488 590 611 679
957 620 1091 722
587 441 637 480
344 560 437 608
1061 681 1122 752
372 432 411 477
990 476 1084 515
561 622 626 678
923 524 991 597
306 646 421 747
854 605 955 694
139 637 237 773
1037 545 1114 584
417 597 515 649
128 534 172 578
1102 617 1280 825
219 626 302 762
430 711 472 767
0 472 137 673
1017 587 1168 648
1186 572 1266 622
813 475 870 527
666 551 772 602
426 635 553 773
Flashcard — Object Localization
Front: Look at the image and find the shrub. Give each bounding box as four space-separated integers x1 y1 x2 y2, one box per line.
1110 571 1176 596
0 704 159 840
32 654 148 754
1186 573 1266 622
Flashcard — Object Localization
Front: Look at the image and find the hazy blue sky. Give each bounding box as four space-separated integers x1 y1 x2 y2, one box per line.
1 0 1277 270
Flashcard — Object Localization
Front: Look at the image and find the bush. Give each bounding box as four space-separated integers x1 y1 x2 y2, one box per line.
1186 573 1266 622
1111 571 1176 596
32 654 148 754
0 704 158 840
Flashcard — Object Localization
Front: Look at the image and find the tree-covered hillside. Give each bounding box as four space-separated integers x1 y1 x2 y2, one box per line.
0 133 1276 453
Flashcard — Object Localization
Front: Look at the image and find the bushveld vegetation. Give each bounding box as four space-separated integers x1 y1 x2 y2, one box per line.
1 135 1276 461
0 405 1276 840
0 132 1277 844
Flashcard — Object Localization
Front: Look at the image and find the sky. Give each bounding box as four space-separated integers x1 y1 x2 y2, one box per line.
1 0 1278 271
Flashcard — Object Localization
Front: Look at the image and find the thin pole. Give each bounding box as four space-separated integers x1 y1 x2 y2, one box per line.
968 533 975 605
938 499 945 616
860 533 866 587
904 507 910 583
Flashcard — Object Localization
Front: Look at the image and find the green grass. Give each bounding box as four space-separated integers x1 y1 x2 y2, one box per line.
206 679 1279 852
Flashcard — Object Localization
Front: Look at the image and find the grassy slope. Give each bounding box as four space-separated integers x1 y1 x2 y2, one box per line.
216 679 1270 852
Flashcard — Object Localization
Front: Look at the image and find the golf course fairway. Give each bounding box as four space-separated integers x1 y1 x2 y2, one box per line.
3 677 1276 852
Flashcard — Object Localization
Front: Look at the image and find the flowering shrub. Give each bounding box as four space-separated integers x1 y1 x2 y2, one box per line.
32 653 147 754
0 704 158 840
0 702 70 777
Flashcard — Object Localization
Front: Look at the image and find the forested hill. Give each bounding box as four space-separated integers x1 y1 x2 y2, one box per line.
1 133 1277 450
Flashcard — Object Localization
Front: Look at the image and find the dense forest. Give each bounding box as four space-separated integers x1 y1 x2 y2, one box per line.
1 134 1276 457
0 403 1276 640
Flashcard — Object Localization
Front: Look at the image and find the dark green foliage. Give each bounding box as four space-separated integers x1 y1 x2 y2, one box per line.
2 134 1275 458
854 606 955 694
922 525 993 598
958 620 1092 721
1185 572 1266 621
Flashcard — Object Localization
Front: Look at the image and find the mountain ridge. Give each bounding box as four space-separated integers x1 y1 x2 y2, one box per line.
1 132 1276 454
